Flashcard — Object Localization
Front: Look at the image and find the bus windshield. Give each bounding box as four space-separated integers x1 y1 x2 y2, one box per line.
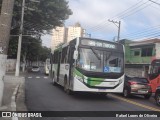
77 47 124 73
151 60 160 74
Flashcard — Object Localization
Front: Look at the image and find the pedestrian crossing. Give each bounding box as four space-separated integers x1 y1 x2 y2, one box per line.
27 76 49 79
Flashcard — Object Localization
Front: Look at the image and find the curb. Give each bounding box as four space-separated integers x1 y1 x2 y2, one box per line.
11 84 20 120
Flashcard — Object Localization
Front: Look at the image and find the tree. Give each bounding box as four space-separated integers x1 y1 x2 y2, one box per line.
8 0 72 63
13 0 72 34
39 46 50 62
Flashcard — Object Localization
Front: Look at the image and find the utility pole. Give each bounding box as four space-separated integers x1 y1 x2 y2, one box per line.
0 0 15 106
15 0 25 76
108 19 121 42
15 0 40 76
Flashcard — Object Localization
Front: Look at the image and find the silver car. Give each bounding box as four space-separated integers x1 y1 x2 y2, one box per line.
31 66 40 72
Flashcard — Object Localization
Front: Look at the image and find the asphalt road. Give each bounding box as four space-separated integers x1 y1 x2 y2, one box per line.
25 71 160 120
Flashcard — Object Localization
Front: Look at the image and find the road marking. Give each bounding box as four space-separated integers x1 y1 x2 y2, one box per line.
44 77 48 79
109 94 160 111
36 76 40 79
28 77 32 79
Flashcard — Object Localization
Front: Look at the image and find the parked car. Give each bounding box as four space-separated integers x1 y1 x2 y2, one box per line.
123 76 152 99
155 86 160 106
31 66 40 72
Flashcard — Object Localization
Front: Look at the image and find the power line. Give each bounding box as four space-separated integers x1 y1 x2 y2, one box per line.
114 0 149 19
149 0 160 6
87 0 145 30
87 0 150 32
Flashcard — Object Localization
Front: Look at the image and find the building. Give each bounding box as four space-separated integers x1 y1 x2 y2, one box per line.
51 26 67 52
67 22 84 42
120 38 160 77
51 23 85 52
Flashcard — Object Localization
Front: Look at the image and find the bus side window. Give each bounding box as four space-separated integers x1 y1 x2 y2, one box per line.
53 51 59 64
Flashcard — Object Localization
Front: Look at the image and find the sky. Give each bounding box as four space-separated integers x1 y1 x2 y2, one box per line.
42 0 160 48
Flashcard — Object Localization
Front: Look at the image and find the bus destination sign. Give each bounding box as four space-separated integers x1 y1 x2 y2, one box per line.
81 39 116 49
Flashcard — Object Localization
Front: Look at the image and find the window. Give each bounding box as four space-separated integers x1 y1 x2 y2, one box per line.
141 47 153 57
61 46 69 63
53 51 59 64
134 51 140 56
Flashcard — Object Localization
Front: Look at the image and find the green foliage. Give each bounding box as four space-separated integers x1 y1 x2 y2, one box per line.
13 0 72 33
39 46 51 62
8 0 72 62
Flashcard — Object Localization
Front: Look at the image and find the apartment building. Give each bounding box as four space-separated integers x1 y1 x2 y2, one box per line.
51 26 66 52
51 23 84 51
67 23 84 42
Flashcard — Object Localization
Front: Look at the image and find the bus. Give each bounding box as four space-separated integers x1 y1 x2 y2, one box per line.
44 58 50 75
50 37 125 94
148 59 160 93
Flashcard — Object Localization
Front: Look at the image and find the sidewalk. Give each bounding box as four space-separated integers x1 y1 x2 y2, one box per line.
0 72 30 120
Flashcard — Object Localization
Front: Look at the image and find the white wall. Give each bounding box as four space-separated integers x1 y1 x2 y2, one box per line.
0 54 7 106
6 59 16 72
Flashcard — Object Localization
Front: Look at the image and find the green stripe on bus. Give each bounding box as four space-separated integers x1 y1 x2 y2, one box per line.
74 68 104 86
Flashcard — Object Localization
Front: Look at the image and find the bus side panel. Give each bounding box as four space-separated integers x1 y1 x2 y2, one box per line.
59 64 70 86
53 64 58 82
150 75 160 93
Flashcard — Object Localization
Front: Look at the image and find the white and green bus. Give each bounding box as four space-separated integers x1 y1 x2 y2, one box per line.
50 37 125 94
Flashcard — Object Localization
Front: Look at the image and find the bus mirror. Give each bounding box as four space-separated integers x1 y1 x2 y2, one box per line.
73 51 78 60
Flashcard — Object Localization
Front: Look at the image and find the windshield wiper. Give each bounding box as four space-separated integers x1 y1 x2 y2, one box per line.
90 47 101 60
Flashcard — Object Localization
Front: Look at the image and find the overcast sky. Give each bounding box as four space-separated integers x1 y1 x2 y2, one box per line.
43 0 160 47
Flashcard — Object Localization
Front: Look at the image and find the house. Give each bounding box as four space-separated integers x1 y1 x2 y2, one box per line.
120 38 160 77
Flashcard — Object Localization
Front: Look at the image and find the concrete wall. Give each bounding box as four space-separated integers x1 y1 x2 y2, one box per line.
0 54 7 106
6 59 16 72
125 67 143 77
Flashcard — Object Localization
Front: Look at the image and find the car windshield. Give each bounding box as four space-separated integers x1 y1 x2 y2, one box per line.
129 78 149 83
77 48 124 73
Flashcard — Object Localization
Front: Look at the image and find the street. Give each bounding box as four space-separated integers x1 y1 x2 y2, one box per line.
25 71 160 120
